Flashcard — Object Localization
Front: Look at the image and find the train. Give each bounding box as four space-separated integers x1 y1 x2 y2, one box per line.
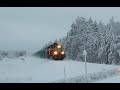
46 43 66 60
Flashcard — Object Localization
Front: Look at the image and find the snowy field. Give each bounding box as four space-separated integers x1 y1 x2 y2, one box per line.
0 56 120 83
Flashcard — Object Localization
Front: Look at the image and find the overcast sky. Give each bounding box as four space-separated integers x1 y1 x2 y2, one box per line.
0 7 120 53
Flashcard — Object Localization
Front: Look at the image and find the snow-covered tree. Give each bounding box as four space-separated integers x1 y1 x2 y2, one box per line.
61 16 120 64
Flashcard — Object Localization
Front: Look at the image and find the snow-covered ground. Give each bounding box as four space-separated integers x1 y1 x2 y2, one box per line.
0 56 119 83
94 75 120 83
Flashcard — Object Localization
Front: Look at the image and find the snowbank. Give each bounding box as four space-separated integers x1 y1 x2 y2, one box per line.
95 75 120 83
53 67 120 83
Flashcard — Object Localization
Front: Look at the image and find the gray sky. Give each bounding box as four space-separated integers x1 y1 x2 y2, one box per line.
0 7 120 53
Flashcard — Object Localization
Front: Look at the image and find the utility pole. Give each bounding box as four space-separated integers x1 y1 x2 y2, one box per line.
83 50 87 74
64 65 66 83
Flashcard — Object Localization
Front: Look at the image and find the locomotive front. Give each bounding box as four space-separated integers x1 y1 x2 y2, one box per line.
46 43 66 60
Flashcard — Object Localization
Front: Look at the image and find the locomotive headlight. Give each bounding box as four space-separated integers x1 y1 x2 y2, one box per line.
53 51 58 55
61 51 64 54
57 45 61 48
118 68 120 74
